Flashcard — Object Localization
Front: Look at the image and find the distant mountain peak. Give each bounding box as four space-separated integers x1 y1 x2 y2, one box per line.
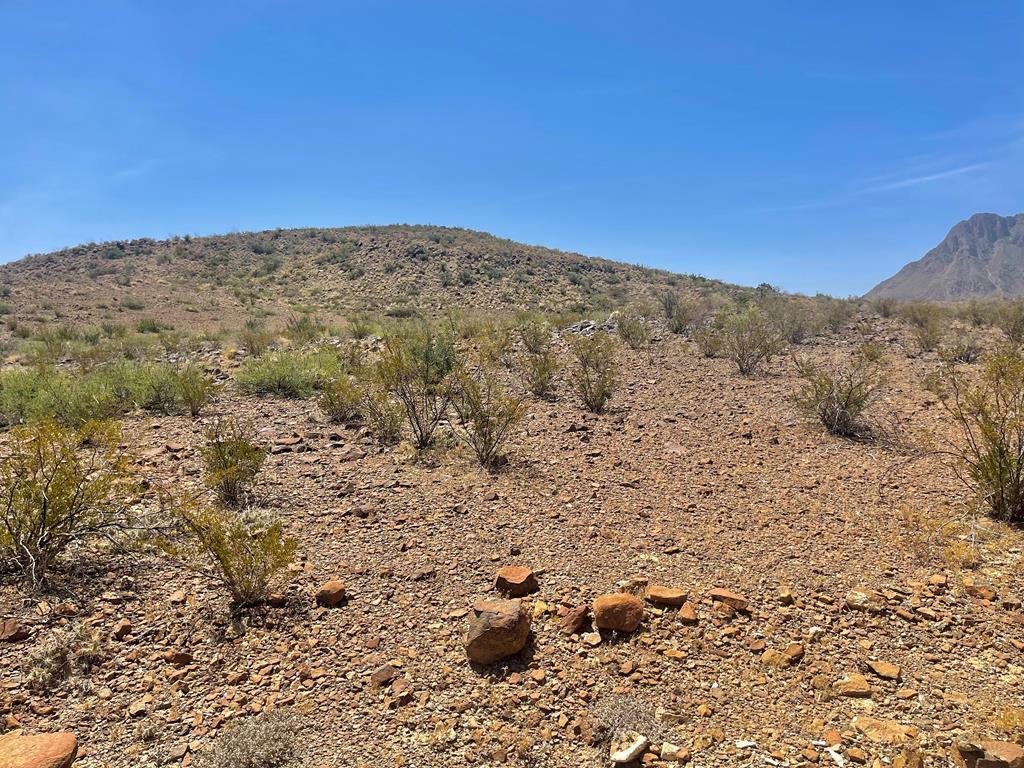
866 212 1024 300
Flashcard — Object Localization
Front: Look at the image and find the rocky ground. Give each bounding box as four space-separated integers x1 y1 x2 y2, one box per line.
2 322 1023 768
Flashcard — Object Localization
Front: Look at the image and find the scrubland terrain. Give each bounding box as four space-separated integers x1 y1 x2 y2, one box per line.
0 228 1023 768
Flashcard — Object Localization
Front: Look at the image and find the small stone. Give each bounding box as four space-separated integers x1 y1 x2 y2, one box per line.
593 593 645 633
678 601 698 624
315 580 347 607
464 599 531 664
852 716 917 745
0 619 29 643
369 665 398 688
846 588 886 613
833 674 872 697
707 588 749 611
866 659 901 680
494 566 539 597
111 618 132 640
560 605 589 635
661 742 689 762
128 699 148 718
645 585 688 607
610 731 649 764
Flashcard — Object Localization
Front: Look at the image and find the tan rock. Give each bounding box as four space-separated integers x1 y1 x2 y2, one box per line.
0 731 78 768
846 588 886 613
560 604 589 635
464 599 530 664
645 585 688 607
610 731 649 764
315 580 347 607
866 659 901 680
678 601 698 624
833 674 872 697
851 716 917 744
0 619 29 643
707 587 749 611
495 566 539 597
593 593 644 633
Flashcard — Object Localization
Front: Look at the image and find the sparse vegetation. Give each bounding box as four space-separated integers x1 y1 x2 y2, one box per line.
23 625 105 691
317 375 362 423
720 305 782 375
615 307 650 349
0 419 134 584
793 356 882 437
450 362 527 467
192 711 300 768
201 418 266 507
567 332 619 413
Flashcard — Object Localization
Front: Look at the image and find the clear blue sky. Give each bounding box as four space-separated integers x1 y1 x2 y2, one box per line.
2 2 1022 296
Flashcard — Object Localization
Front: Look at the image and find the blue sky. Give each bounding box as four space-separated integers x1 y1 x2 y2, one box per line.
2 2 1022 296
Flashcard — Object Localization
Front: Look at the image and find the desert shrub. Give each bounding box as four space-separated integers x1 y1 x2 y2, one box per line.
819 297 856 332
720 305 783 375
615 308 650 349
567 332 619 413
960 299 998 328
375 325 458 448
240 319 275 357
201 418 266 507
317 376 362 423
176 364 219 417
591 694 667 746
283 313 324 344
171 504 295 608
0 419 134 583
942 335 983 364
937 353 1024 524
692 323 723 357
855 340 885 364
793 357 882 437
521 347 560 399
359 385 404 444
517 317 552 354
235 350 335 398
450 363 527 467
762 297 816 345
23 625 105 691
901 302 946 353
871 297 899 318
665 298 698 334
192 711 300 768
995 301 1024 347
348 313 375 340
136 363 181 414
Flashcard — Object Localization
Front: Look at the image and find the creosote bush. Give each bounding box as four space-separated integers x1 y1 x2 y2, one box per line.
937 352 1024 525
375 325 458 448
170 503 296 608
521 346 559 399
901 302 946 354
201 418 266 507
235 348 343 399
317 375 362 423
567 332 619 413
995 301 1024 347
0 419 134 584
359 384 404 444
615 308 650 349
720 305 782 375
793 356 882 438
450 362 527 467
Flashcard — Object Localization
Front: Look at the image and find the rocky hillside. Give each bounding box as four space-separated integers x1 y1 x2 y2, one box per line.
0 225 730 332
867 212 1024 301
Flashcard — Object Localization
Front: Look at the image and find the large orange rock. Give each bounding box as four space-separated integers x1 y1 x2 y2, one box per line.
0 731 78 768
952 739 1024 768
464 599 530 664
593 593 644 633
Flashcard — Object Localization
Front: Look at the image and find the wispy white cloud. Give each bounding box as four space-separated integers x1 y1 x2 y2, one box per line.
861 161 991 192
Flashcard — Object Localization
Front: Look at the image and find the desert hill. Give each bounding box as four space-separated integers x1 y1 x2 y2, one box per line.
0 225 730 332
867 212 1024 301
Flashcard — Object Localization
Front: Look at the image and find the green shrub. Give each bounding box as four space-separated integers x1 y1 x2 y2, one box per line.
201 418 266 507
284 313 324 344
720 306 782 375
937 353 1024 524
616 308 650 349
995 301 1024 347
317 376 362 423
240 319 275 357
793 357 882 437
450 363 527 467
359 385 404 444
761 297 816 345
942 335 983 364
375 326 458 448
567 332 619 413
176 364 219 417
171 503 295 608
871 297 899 318
235 350 334 398
0 419 134 584
517 317 552 354
521 347 559 399
901 302 946 353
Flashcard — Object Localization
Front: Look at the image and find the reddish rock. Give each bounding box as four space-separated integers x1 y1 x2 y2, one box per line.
866 659 901 680
315 580 347 607
464 599 530 664
678 601 698 624
707 588 749 611
593 593 644 633
0 731 78 768
560 604 590 635
0 619 29 643
852 716 917 745
952 739 1024 768
834 674 873 697
495 566 539 597
111 619 132 640
645 585 688 607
